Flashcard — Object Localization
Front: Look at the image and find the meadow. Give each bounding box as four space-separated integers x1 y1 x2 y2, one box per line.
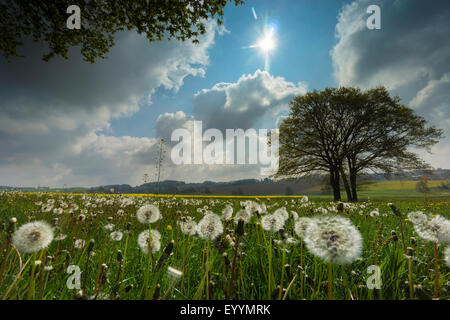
0 190 449 300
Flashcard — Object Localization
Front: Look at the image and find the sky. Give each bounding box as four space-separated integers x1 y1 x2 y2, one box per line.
1 0 449 187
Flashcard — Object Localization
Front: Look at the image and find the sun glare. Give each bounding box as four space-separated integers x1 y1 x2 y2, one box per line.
257 29 275 52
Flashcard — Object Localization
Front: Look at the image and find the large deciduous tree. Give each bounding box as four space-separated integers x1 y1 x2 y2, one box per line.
0 0 244 63
277 87 443 201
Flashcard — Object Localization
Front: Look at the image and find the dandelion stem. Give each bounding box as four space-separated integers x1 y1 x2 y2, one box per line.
227 234 241 299
433 242 439 299
408 258 414 300
27 252 37 300
328 263 333 300
299 239 304 299
399 221 407 255
37 248 47 299
278 244 286 300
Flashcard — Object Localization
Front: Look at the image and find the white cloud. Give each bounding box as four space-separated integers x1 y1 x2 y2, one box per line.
153 70 304 182
0 21 224 186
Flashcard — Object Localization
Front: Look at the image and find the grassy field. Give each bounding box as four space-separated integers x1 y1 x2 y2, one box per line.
306 180 450 201
0 191 449 300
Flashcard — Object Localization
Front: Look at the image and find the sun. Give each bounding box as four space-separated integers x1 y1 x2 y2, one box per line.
257 28 275 52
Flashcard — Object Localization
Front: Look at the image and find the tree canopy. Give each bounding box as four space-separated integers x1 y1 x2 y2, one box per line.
0 0 244 63
277 86 443 201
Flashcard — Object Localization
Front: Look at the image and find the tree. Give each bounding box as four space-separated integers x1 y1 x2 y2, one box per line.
416 180 430 193
277 87 443 201
0 0 244 63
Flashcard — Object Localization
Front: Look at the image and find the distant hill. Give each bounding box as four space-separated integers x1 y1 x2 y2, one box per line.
1 169 449 196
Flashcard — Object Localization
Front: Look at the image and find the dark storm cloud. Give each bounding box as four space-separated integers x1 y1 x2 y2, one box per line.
331 0 450 168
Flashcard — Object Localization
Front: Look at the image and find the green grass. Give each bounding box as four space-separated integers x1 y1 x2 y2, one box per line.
0 191 449 300
308 180 450 201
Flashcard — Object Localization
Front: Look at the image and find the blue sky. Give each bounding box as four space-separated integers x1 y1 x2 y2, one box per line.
110 0 353 139
1 0 449 187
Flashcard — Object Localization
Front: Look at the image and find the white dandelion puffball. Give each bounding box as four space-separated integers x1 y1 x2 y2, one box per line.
137 204 161 224
294 217 316 239
74 239 86 249
407 211 428 225
179 219 198 236
413 214 450 244
222 205 233 220
261 214 284 233
445 247 450 268
110 231 123 241
273 207 289 222
12 221 54 253
137 229 161 254
234 209 251 224
197 213 223 241
303 215 362 265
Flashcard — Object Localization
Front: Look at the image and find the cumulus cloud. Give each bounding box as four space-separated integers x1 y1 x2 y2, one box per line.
331 0 450 168
154 70 304 182
0 21 224 186
192 70 307 131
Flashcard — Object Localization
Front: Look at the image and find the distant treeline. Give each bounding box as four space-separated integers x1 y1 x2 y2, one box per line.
2 169 449 196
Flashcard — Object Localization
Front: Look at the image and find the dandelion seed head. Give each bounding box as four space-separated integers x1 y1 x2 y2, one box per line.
303 215 362 265
179 218 198 236
222 205 233 220
407 211 428 225
136 204 161 224
273 207 288 222
234 209 251 224
413 214 450 244
110 231 123 241
294 217 315 239
445 246 450 268
197 213 223 241
137 229 161 254
261 214 284 233
74 239 86 249
12 221 54 253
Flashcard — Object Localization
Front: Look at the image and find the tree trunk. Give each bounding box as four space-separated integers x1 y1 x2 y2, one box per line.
329 169 341 201
339 167 353 202
350 170 358 202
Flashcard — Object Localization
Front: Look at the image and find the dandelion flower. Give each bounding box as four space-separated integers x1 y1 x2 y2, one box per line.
110 231 123 241
179 219 197 236
12 221 54 253
55 234 67 241
104 223 115 231
74 239 86 249
222 205 233 220
445 246 450 268
407 211 428 225
137 229 161 254
273 207 289 222
294 217 316 239
303 215 362 265
197 213 223 241
234 209 251 224
413 214 450 244
136 204 161 224
261 214 284 233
